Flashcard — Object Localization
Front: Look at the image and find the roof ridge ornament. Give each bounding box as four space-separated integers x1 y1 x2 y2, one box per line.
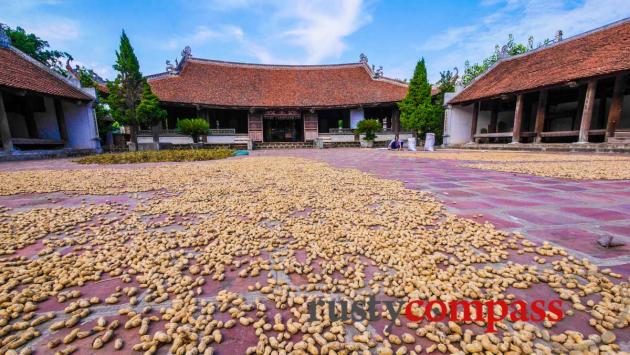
0 24 11 48
165 60 177 74
182 46 192 60
359 53 368 64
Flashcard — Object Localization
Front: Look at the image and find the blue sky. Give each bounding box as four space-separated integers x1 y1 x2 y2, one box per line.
2 0 629 83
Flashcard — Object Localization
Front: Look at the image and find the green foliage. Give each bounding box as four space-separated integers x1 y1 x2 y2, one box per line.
76 67 111 133
436 70 456 102
177 118 210 137
398 58 441 138
75 149 234 164
461 34 549 86
136 82 166 125
1 24 72 75
105 30 144 143
354 119 381 141
338 119 344 129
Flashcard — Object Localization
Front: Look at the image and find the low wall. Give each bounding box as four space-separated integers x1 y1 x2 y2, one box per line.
138 135 194 144
322 132 412 143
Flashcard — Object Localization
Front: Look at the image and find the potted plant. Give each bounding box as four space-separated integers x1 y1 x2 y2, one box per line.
338 119 344 130
355 119 381 148
177 118 209 144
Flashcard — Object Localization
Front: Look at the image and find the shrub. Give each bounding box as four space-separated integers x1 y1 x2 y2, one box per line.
177 118 209 142
75 149 234 164
354 119 382 141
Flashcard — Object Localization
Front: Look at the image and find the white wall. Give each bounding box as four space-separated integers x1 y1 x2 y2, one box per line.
350 108 364 129
477 110 491 134
34 97 61 140
138 136 194 144
443 103 473 146
207 135 235 144
375 133 412 142
62 100 100 150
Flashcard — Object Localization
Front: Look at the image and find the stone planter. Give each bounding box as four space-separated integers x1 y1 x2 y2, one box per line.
360 139 374 148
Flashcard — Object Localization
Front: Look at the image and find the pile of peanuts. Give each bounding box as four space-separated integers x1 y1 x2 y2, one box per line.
401 151 630 163
465 161 630 180
399 150 630 180
0 157 628 354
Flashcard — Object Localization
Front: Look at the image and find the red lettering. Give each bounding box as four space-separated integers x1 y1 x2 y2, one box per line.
547 300 564 322
448 300 484 322
530 300 546 322
425 301 447 322
485 300 508 333
509 300 530 322
404 300 424 322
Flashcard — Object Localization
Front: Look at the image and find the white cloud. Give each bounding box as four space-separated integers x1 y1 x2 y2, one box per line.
274 0 370 63
0 0 80 45
420 0 630 82
185 0 371 64
24 16 81 42
160 25 246 50
71 59 114 80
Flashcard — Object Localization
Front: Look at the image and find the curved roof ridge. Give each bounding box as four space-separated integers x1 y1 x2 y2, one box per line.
449 17 630 105
186 57 366 70
0 46 94 100
502 16 630 65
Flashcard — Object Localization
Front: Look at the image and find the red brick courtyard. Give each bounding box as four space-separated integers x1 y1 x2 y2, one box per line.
0 149 628 354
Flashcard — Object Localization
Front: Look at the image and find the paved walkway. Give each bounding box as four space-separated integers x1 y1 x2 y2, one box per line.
1 149 629 352
253 148 630 275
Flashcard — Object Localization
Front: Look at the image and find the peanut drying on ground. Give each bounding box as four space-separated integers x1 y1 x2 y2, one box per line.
0 157 627 354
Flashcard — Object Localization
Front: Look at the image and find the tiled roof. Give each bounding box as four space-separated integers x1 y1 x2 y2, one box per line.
0 46 93 101
148 59 408 108
449 18 630 105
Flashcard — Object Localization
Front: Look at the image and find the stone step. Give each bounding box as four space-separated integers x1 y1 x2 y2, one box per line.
614 131 630 138
607 137 630 144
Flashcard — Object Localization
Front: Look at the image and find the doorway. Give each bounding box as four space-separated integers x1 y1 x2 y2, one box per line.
263 117 304 142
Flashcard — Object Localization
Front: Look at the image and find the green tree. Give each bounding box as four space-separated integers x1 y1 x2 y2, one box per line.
355 119 381 141
177 118 209 143
136 82 167 143
106 30 144 146
398 58 440 138
1 24 73 75
461 34 554 86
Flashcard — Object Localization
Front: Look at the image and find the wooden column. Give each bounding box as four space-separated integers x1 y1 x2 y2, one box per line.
511 94 524 143
578 79 597 143
469 101 479 143
23 97 38 138
53 99 68 143
392 108 400 139
489 101 498 133
247 112 263 142
606 74 626 140
0 92 13 153
534 90 548 143
303 112 318 141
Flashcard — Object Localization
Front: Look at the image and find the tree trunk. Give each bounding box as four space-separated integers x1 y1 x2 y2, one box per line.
130 125 138 147
152 121 161 144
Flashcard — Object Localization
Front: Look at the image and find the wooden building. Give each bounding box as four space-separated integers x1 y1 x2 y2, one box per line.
145 51 409 146
445 18 630 146
0 31 101 157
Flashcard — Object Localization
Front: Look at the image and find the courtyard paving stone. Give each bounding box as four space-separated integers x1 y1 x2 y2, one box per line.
0 148 629 354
